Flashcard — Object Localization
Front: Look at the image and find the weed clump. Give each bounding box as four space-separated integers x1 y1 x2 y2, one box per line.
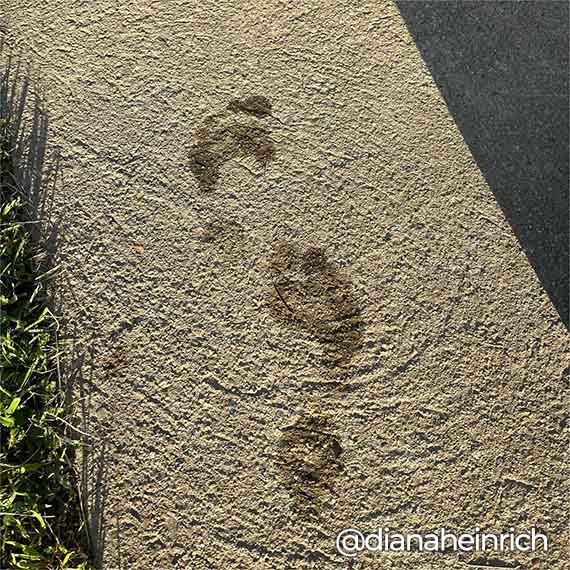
0 60 90 569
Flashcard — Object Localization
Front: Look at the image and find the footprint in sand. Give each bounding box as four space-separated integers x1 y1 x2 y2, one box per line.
276 415 344 516
189 95 275 191
269 241 366 375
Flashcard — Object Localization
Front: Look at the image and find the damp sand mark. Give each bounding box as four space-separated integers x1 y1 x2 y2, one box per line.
197 219 245 258
276 416 344 516
227 95 272 118
189 95 275 191
269 242 365 373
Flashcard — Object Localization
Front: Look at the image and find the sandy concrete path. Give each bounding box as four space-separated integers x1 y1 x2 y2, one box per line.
3 1 568 568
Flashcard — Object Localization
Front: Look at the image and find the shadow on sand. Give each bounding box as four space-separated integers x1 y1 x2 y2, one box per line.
1 40 108 567
66 343 109 569
396 1 569 329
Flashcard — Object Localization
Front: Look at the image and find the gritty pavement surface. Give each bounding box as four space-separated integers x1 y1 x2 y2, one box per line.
3 1 568 569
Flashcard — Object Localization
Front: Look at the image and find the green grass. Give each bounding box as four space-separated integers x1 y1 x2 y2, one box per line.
1 66 90 569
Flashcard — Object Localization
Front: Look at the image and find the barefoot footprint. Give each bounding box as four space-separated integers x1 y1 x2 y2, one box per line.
269 242 365 373
192 96 365 523
276 415 344 517
189 95 275 191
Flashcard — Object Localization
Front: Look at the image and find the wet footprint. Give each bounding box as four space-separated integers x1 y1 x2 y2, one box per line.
269 242 365 373
276 415 344 516
189 95 275 191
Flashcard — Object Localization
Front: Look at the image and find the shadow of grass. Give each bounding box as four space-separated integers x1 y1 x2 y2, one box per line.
1 39 106 568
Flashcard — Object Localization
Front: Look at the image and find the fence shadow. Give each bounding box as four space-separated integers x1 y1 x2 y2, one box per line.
396 1 569 329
